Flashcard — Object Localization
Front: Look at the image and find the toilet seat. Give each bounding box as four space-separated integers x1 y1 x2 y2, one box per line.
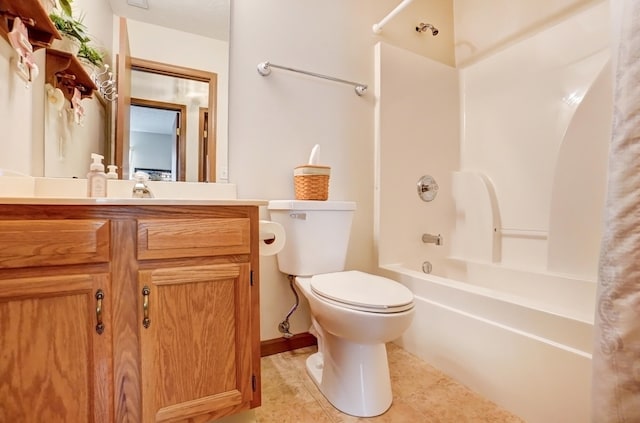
309 270 414 313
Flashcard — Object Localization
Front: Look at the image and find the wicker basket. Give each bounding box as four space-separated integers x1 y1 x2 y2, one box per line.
294 165 330 200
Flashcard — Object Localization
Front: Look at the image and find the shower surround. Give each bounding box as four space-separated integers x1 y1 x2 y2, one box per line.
375 3 611 422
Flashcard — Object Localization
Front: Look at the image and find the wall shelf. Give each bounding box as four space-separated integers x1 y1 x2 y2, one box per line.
0 0 61 50
46 49 97 101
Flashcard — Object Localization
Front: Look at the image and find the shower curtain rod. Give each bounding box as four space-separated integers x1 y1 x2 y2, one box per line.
372 0 415 33
256 61 368 96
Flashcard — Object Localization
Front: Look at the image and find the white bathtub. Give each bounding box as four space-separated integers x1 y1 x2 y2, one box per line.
379 260 595 423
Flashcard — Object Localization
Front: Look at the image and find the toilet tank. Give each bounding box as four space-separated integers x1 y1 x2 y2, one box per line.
268 200 356 276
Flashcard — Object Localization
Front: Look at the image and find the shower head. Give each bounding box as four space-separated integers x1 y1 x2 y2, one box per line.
416 22 439 36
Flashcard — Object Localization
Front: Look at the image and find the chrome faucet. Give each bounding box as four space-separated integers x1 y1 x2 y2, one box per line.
132 172 154 198
422 233 442 246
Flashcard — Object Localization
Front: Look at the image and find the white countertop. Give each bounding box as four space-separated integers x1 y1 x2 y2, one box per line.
0 197 267 206
0 176 267 205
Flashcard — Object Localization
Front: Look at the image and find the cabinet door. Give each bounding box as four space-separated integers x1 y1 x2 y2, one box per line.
0 273 112 422
139 263 253 423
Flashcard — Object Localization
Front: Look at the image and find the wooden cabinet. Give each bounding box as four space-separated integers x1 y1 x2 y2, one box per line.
134 215 256 422
0 217 113 422
0 273 112 422
139 263 252 422
0 203 261 423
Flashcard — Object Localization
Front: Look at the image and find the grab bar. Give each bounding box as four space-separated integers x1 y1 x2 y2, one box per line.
496 228 548 239
257 61 368 96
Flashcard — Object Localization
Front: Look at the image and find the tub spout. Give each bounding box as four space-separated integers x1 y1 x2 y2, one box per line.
422 233 442 246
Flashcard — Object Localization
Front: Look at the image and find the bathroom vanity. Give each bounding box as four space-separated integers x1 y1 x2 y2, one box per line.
0 198 264 422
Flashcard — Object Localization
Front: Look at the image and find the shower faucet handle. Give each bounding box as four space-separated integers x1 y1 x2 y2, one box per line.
420 182 437 193
417 175 439 202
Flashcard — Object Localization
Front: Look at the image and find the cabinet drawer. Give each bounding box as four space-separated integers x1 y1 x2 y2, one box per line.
137 218 250 260
0 220 110 268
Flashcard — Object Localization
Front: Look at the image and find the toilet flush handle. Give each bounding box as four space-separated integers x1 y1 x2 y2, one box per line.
289 212 307 220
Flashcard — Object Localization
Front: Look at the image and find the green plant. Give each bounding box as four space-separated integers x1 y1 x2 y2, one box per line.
78 43 104 67
58 0 73 17
49 12 90 44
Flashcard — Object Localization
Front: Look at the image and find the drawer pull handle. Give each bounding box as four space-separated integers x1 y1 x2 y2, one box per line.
95 289 105 335
142 286 151 329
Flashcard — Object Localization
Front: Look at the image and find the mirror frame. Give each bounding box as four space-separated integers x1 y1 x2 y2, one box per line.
115 56 218 181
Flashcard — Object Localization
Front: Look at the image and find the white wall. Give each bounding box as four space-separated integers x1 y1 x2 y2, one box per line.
0 34 36 175
76 0 115 58
375 42 460 272
454 0 603 66
459 1 610 272
547 62 611 279
43 0 113 177
0 0 114 177
130 131 172 172
228 0 454 340
44 95 108 178
43 0 114 177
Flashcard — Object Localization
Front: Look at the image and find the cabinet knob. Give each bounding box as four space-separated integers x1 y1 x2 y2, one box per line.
95 289 105 335
142 286 151 329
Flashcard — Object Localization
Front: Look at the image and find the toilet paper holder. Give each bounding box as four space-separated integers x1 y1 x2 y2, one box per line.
258 220 286 256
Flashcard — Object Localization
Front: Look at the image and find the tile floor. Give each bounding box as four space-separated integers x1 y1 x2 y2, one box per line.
255 343 525 423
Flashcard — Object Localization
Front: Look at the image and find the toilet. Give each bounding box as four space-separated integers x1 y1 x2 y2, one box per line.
268 200 415 417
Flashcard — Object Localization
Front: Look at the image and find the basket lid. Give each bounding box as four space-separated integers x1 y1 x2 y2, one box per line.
294 165 331 176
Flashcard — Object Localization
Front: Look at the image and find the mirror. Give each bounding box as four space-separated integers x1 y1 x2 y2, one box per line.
117 57 218 182
129 69 210 181
43 0 230 182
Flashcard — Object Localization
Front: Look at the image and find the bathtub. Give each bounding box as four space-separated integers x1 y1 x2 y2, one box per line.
379 259 595 423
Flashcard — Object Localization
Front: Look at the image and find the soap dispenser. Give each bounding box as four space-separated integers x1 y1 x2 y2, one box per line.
87 153 107 198
132 171 153 198
106 165 118 179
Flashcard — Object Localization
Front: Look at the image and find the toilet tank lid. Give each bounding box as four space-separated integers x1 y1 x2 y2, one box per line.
268 200 356 211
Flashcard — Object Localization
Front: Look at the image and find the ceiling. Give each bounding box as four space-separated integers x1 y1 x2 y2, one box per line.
108 0 229 41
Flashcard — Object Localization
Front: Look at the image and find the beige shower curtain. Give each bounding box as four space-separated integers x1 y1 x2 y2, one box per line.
592 0 640 421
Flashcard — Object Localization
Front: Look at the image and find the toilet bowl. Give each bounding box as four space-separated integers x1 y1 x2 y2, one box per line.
295 271 414 417
267 200 415 417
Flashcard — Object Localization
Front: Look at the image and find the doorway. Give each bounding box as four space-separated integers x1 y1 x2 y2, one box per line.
130 99 187 181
